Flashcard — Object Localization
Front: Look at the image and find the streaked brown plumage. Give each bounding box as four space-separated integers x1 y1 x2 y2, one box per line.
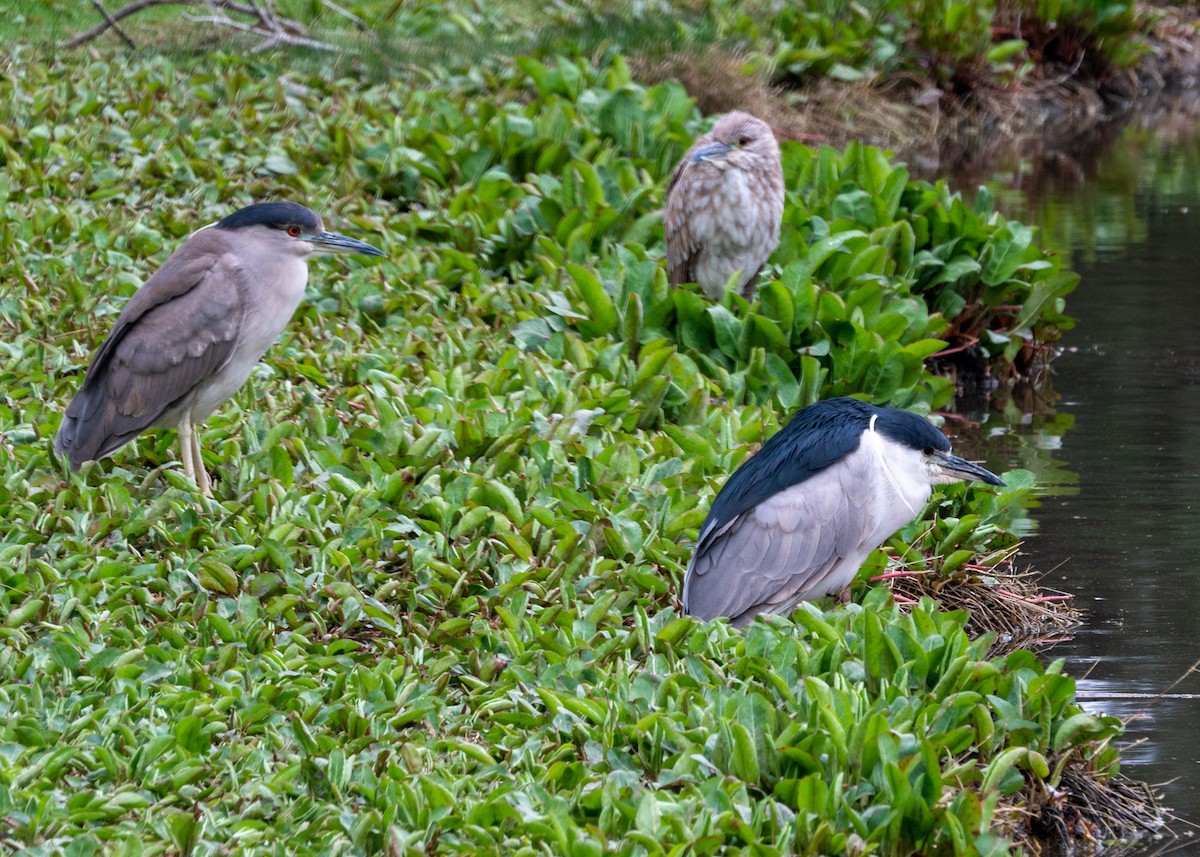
665 111 784 300
54 202 384 495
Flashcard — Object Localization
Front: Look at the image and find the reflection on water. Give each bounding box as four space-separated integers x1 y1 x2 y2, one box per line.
976 117 1200 834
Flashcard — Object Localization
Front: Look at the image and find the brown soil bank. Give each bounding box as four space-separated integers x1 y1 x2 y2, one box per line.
634 4 1200 188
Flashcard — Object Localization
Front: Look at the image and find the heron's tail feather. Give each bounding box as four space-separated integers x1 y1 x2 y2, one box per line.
54 386 144 469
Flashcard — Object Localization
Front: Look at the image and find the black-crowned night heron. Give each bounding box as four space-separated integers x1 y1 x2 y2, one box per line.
683 397 1005 626
54 201 384 496
665 111 784 301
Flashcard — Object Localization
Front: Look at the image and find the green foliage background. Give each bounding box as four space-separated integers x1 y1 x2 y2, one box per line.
0 12 1123 856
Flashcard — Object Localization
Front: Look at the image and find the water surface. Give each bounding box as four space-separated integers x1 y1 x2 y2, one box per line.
982 123 1200 832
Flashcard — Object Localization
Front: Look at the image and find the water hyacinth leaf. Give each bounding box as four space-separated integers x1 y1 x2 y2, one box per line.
757 280 795 336
862 347 904 401
926 255 982 289
264 150 298 175
1013 271 1079 332
707 305 743 358
197 558 239 596
797 355 827 406
934 288 968 319
981 223 1033 286
634 340 676 385
878 166 909 221
730 721 761 782
1052 712 1108 753
4 599 43 628
801 231 868 282
623 291 643 359
981 747 1033 795
904 339 950 361
174 716 208 754
782 264 818 335
815 146 841 195
764 353 801 408
833 189 877 227
749 315 788 350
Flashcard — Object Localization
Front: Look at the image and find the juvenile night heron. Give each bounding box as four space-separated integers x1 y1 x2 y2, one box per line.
664 111 784 301
54 201 384 496
683 398 1005 626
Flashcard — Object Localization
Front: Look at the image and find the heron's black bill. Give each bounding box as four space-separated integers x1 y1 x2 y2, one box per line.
304 231 385 257
936 452 1005 486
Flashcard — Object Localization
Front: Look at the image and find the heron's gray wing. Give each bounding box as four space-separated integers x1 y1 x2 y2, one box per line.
56 239 243 466
683 457 875 623
664 134 714 287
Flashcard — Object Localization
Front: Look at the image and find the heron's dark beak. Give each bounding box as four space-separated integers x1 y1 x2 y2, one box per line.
934 451 1005 486
691 141 734 163
303 231 385 257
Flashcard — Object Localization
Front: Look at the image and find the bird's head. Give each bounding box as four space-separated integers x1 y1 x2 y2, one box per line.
871 408 1006 488
690 111 780 170
215 201 385 260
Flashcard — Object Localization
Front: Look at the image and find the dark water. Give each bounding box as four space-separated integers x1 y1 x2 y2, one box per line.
982 124 1200 836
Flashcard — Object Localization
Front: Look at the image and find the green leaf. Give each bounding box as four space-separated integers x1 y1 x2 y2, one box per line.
707 305 743 358
833 189 877 226
730 721 760 782
1013 271 1079 332
981 223 1033 286
567 264 618 336
981 747 1030 795
987 39 1028 63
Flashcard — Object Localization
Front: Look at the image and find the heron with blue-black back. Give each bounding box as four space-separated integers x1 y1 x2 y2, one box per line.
683 397 1005 626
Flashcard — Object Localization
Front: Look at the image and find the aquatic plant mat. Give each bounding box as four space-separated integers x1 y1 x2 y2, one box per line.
884 553 1081 656
1007 762 1176 856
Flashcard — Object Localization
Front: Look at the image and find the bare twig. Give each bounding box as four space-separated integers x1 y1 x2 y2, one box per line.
64 0 337 52
320 0 369 33
184 10 336 52
67 0 187 47
90 0 138 49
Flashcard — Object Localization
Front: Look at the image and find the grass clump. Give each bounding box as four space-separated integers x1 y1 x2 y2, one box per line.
0 37 1163 857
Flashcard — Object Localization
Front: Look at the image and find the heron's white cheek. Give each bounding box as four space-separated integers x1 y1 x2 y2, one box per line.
859 431 936 530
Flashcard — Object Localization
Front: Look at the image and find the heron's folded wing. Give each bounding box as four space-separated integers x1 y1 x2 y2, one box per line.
57 251 242 464
683 465 871 622
664 134 717 287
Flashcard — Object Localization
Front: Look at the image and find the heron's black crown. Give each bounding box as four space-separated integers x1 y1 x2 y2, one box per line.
704 398 948 535
217 202 321 232
872 404 950 454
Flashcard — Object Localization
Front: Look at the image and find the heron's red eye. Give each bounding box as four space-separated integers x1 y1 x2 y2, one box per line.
287 225 302 238
738 136 751 146
922 447 935 456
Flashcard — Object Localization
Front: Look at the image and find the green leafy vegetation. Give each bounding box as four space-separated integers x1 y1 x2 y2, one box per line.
8 0 1148 97
708 0 1147 92
0 24 1141 857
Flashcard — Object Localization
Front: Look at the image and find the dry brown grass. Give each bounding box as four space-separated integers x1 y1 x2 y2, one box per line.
630 47 928 151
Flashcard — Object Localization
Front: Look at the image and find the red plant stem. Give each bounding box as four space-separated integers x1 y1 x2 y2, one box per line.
871 570 935 581
929 338 981 359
